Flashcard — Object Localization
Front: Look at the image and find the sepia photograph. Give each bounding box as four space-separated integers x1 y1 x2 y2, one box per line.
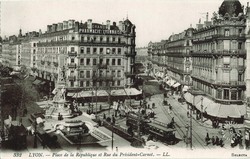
0 0 249 158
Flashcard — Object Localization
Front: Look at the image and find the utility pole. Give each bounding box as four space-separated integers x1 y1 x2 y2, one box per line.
0 79 4 141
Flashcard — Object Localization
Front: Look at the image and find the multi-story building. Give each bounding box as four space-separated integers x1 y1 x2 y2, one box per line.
1 18 136 92
189 0 246 121
166 28 193 90
148 0 246 121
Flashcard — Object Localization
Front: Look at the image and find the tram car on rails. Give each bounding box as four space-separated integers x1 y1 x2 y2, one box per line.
147 120 178 145
126 111 150 134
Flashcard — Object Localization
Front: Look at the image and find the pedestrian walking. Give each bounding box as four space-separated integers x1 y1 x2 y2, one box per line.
205 133 210 145
215 136 220 146
171 117 175 123
211 136 215 145
219 138 224 147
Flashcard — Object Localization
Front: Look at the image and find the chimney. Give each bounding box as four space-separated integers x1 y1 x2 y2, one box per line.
58 23 63 31
52 24 57 32
68 19 75 29
39 29 42 36
106 20 110 30
63 21 68 30
118 21 123 30
87 19 92 29
113 22 116 27
47 25 52 33
206 12 208 21
75 21 79 32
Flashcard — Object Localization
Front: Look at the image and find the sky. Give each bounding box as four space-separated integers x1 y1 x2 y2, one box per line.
1 0 249 47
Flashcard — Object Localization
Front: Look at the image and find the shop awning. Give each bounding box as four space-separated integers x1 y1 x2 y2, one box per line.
183 92 203 105
172 82 181 88
111 88 142 96
32 79 42 85
184 93 246 118
69 88 142 98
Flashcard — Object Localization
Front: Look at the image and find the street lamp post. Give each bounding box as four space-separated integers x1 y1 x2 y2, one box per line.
201 97 204 123
33 121 37 148
111 122 114 151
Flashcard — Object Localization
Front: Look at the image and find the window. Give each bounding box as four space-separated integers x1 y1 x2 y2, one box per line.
70 81 74 87
107 37 110 43
224 89 229 100
224 29 229 36
72 36 75 40
87 48 90 54
118 48 121 54
231 90 237 100
93 48 97 54
112 81 115 86
106 48 110 54
71 47 75 52
217 89 222 99
99 81 102 87
80 47 84 53
81 36 84 42
80 58 84 65
71 58 74 63
117 80 120 86
112 37 115 42
80 81 84 87
80 71 84 78
93 58 97 65
106 59 110 65
93 37 96 41
239 28 242 35
99 58 103 64
118 59 121 65
238 42 242 49
118 70 121 77
86 81 90 87
112 70 116 76
100 37 103 42
87 36 90 41
86 71 90 78
100 48 103 54
112 48 116 54
112 59 116 65
33 43 36 47
87 58 90 65
118 38 121 43
238 90 242 100
99 70 103 77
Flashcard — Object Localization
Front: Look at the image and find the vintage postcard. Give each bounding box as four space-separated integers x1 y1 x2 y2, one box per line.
0 0 249 158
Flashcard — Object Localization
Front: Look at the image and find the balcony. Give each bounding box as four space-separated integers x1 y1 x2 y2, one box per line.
68 63 76 68
92 75 113 82
68 75 76 81
68 51 77 56
97 64 108 69
214 81 245 86
191 49 246 57
124 72 136 77
125 51 137 57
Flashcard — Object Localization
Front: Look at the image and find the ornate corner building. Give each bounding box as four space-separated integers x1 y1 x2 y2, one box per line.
1 19 136 91
148 0 250 124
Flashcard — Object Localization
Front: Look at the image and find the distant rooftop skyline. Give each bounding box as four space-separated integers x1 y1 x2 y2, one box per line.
1 0 249 47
